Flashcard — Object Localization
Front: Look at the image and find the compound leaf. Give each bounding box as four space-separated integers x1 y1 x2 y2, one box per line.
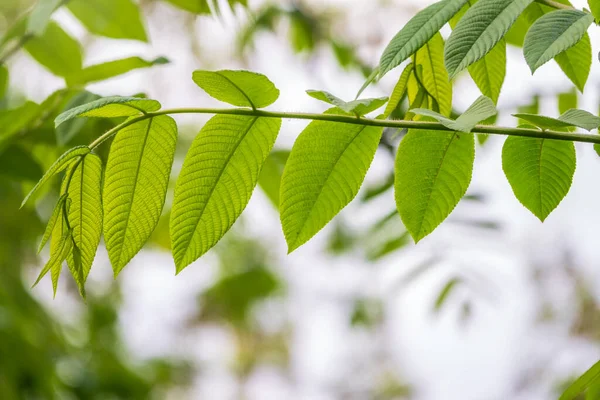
38 193 68 253
559 360 600 400
26 0 63 36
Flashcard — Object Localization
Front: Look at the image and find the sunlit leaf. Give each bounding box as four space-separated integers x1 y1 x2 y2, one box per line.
513 109 600 131
33 227 72 294
56 91 101 145
67 56 169 86
558 89 577 114
412 96 497 133
258 150 289 208
383 63 413 119
55 96 161 127
414 32 452 116
24 21 82 77
559 360 600 400
306 90 388 116
37 194 68 254
26 0 63 36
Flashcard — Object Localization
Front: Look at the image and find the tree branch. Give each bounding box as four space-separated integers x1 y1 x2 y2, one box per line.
88 107 600 150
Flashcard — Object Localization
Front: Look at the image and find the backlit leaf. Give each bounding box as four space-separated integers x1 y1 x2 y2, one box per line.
26 0 63 36
383 63 413 118
513 109 600 131
412 96 497 133
24 21 82 77
0 65 7 98
306 90 387 116
395 130 474 242
171 115 281 272
414 33 452 116
258 150 289 208
67 56 169 86
559 359 600 400
589 0 600 22
55 96 161 127
38 193 68 253
558 89 577 114
33 227 72 294
56 91 101 145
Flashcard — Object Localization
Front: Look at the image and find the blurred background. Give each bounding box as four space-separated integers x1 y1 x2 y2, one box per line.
1 0 600 399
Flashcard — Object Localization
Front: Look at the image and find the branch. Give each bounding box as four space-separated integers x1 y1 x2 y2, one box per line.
534 0 574 10
88 107 600 150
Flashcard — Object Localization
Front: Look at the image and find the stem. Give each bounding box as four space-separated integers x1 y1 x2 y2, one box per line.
88 107 600 150
534 0 574 10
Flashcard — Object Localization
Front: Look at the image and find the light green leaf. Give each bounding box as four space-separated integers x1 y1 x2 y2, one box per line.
502 137 575 221
49 217 70 295
589 0 600 22
258 150 289 208
104 115 177 275
445 0 534 79
414 32 452 116
306 90 388 116
383 63 413 119
170 115 281 272
524 10 594 73
513 109 600 131
434 277 462 312
66 56 169 86
164 0 211 13
559 360 600 400
558 89 577 114
355 67 380 99
413 96 497 133
26 0 63 36
379 0 468 77
38 193 68 253
0 144 43 182
55 96 161 127
33 227 72 293
0 65 7 98
468 40 506 104
56 91 101 145
68 0 147 42
192 70 279 109
66 154 103 282
280 117 383 252
0 101 40 152
395 130 474 242
24 21 82 77
21 146 90 208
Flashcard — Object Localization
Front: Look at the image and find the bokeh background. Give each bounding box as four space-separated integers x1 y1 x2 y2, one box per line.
1 0 600 399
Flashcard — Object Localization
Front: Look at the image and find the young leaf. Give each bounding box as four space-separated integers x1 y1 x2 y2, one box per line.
50 219 70 295
306 90 388 116
559 360 600 400
104 116 177 275
589 0 600 22
379 0 469 77
55 96 161 127
38 193 68 253
66 56 169 86
412 96 497 133
66 154 103 281
192 70 280 109
26 0 63 36
170 115 281 272
414 33 452 116
20 146 90 208
33 227 72 294
513 109 600 131
445 0 534 79
383 63 413 118
395 130 475 242
523 10 594 73
68 0 147 42
502 137 575 221
24 21 82 77
280 117 383 252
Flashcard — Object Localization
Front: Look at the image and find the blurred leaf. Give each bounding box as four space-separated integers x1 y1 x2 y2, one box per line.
367 232 410 261
24 21 82 77
326 221 356 255
350 298 384 328
37 193 68 253
434 277 462 312
505 13 531 47
164 0 210 13
289 11 315 53
56 91 101 145
258 150 289 208
559 360 600 400
68 0 147 42
0 65 7 99
362 173 394 202
55 96 161 127
67 56 170 87
595 144 600 157
383 63 413 119
0 144 43 182
0 101 40 152
306 90 388 116
26 0 63 36
559 89 578 114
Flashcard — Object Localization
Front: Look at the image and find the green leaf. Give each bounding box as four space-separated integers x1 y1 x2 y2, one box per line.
355 67 380 99
445 0 534 79
280 116 383 252
523 10 594 73
38 194 68 253
468 40 506 104
0 101 40 152
589 0 600 22
104 116 177 275
258 150 289 208
434 277 462 312
24 21 82 77
383 63 413 118
379 0 469 77
66 56 169 86
414 32 452 116
56 91 101 145
164 0 211 13
21 146 90 208
559 360 600 400
595 144 600 157
170 115 281 272
0 144 43 182
26 0 63 36
68 0 147 42
55 96 161 127
513 109 600 131
192 70 280 109
502 137 575 221
395 130 475 242
66 154 103 282
412 96 497 133
33 227 72 293
0 65 7 98
558 89 578 114
306 90 388 116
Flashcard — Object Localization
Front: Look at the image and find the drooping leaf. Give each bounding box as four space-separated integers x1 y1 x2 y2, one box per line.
170 115 281 272
26 0 63 36
414 32 452 116
379 0 469 77
558 89 578 114
55 96 160 127
559 360 600 400
68 0 147 42
395 130 475 242
192 70 279 109
513 109 600 131
412 96 497 133
24 21 82 77
258 150 289 208
33 227 72 293
355 67 380 99
445 0 534 79
104 115 177 275
56 91 101 145
66 154 103 282
523 10 594 73
280 115 383 252
306 90 388 116
502 137 575 221
66 56 169 86
38 194 68 253
383 63 413 118
21 146 90 208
